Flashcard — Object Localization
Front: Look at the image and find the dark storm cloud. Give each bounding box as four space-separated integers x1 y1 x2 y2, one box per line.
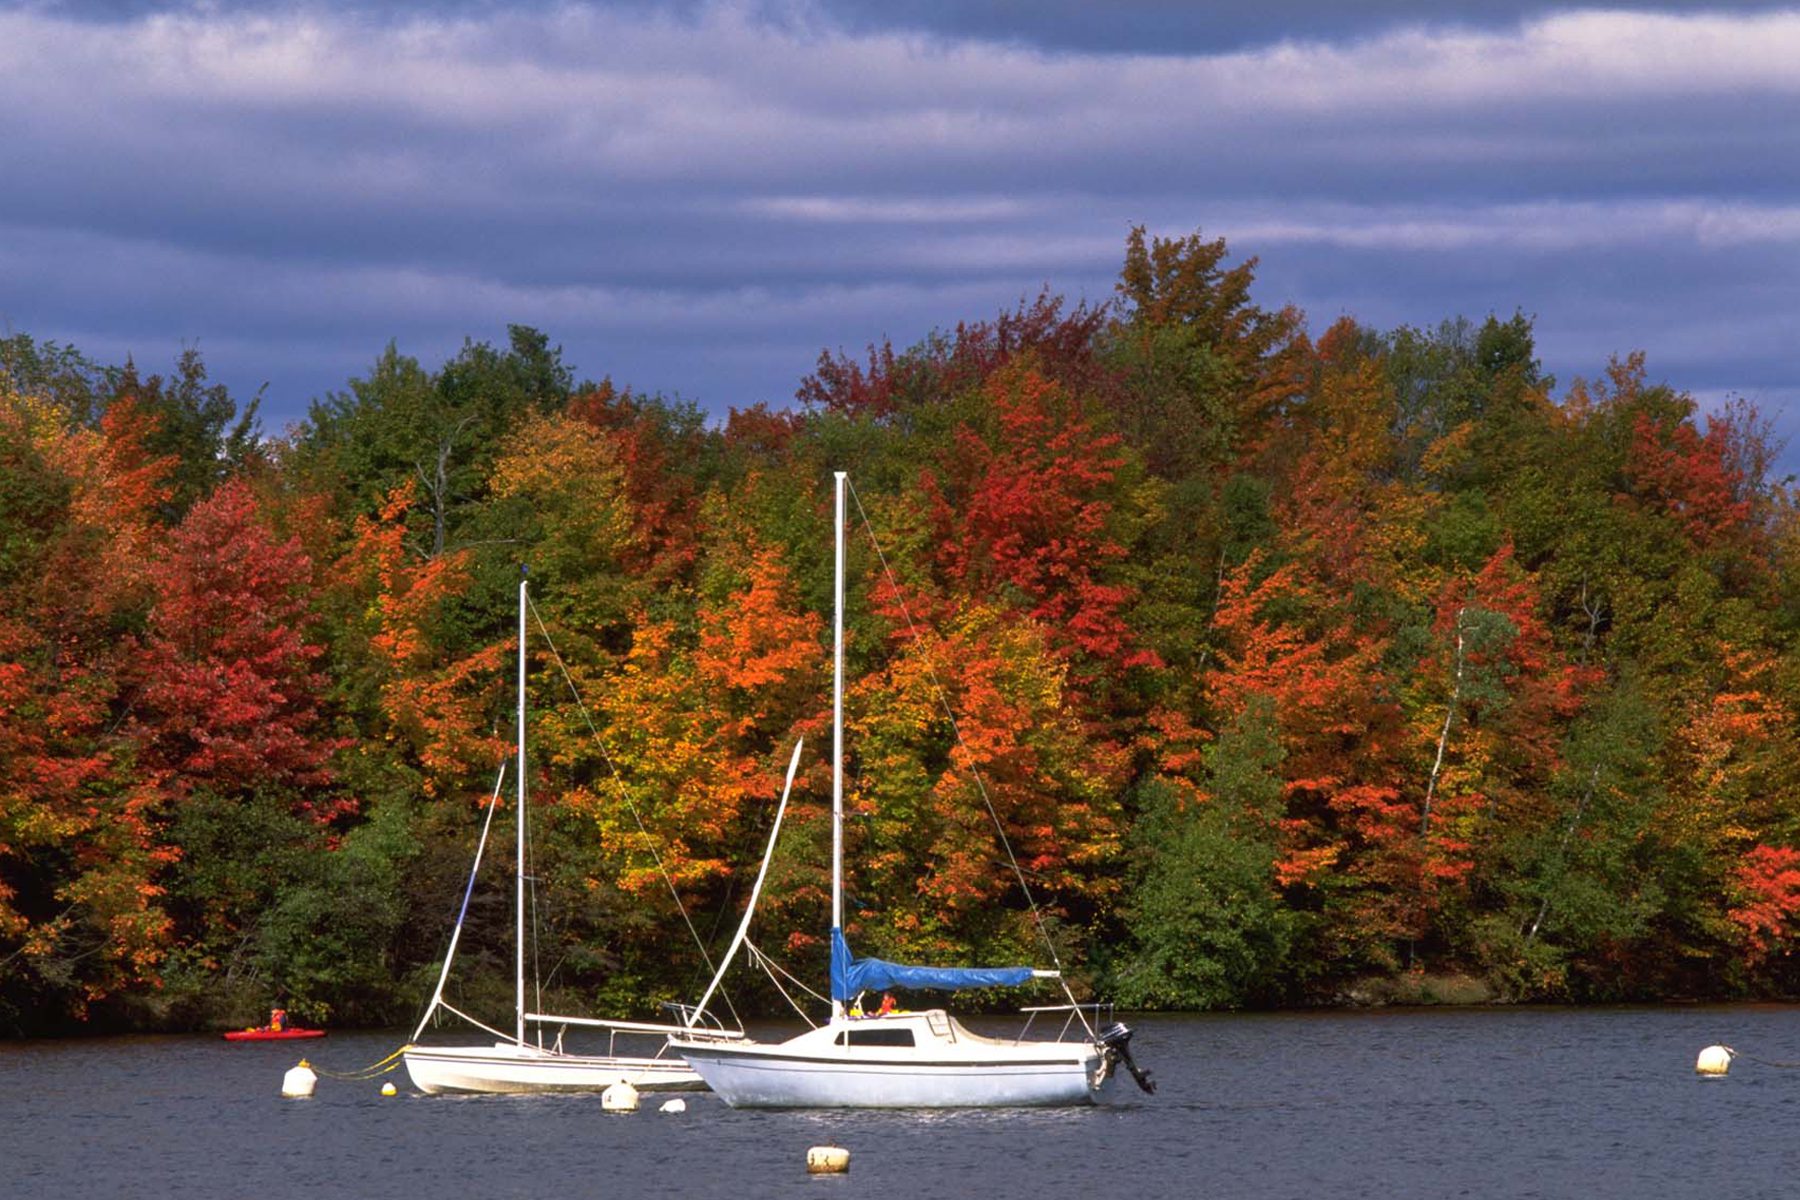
27 0 1800 52
811 0 1800 58
1 1 1796 445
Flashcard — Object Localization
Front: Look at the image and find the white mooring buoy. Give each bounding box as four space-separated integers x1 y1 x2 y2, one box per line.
380 1081 398 1096
601 1080 640 1112
806 1145 850 1175
1696 1045 1735 1076
658 1098 686 1114
281 1060 318 1098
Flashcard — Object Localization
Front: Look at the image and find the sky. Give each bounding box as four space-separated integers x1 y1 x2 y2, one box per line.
3 1 1798 455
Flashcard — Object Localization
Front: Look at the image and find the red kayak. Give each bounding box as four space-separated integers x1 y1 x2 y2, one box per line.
223 1027 326 1042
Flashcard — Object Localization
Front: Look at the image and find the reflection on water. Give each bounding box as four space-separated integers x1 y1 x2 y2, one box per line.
6 1007 1800 1199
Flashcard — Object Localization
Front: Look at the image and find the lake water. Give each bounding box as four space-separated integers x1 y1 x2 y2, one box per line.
4 1006 1799 1199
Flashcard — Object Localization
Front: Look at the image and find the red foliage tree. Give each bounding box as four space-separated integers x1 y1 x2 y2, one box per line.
568 380 701 582
131 478 335 799
1730 844 1800 964
797 291 1113 420
925 363 1158 687
1625 410 1753 550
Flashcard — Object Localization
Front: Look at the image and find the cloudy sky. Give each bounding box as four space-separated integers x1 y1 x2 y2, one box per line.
3 1 1797 451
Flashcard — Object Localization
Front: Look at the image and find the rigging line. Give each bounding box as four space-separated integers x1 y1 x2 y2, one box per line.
746 942 822 1027
436 1002 515 1044
412 762 508 1043
745 938 829 1005
745 949 810 1021
847 480 1091 1027
523 593 744 1031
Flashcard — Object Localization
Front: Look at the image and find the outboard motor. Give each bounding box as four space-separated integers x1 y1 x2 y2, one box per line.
1098 1021 1156 1094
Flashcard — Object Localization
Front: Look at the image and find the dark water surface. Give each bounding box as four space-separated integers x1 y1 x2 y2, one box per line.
5 1006 1799 1199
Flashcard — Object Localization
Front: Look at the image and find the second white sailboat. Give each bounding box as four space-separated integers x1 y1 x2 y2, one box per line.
403 568 739 1094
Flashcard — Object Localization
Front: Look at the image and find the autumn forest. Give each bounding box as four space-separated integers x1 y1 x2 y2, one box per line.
4 228 1799 1035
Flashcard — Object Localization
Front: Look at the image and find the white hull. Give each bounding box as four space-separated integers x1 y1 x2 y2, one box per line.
402 1043 706 1094
673 1011 1105 1108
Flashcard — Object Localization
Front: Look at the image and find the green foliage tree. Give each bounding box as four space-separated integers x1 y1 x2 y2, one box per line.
1112 701 1293 1009
293 325 571 559
0 334 107 429
1475 673 1666 998
111 348 261 520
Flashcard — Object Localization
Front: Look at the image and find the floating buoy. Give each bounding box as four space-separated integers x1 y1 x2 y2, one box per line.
658 1098 686 1114
281 1060 318 1098
1696 1045 1735 1076
806 1145 850 1175
380 1081 398 1096
601 1080 640 1112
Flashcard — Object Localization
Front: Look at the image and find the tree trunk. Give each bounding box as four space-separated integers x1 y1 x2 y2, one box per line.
1421 606 1468 839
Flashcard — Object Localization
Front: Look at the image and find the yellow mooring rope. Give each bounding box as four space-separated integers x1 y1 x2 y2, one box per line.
1737 1050 1800 1069
307 1043 414 1081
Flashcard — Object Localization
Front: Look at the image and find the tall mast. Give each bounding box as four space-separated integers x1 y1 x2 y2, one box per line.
516 566 528 1048
831 472 845 1020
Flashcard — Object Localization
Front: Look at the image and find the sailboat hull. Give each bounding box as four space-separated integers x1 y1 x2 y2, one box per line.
673 1012 1104 1108
402 1044 706 1094
678 1045 1098 1108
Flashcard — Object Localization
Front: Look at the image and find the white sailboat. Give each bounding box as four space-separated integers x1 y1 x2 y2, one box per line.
671 473 1154 1108
403 569 778 1095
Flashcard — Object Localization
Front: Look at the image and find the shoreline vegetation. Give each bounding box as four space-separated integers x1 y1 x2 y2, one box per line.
5 227 1800 1039
26 972 1765 1041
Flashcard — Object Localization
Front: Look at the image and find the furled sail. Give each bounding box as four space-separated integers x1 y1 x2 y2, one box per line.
829 927 1033 1000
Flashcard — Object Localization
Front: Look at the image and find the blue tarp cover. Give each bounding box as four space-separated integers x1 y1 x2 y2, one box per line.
829 926 1034 1001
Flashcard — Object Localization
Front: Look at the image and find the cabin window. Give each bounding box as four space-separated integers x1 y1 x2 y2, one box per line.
836 1028 916 1048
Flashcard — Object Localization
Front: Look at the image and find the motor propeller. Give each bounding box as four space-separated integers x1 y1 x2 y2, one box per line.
1097 1022 1156 1094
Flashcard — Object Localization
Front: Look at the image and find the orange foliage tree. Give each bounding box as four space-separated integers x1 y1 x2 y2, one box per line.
1205 547 1409 966
0 389 178 1012
339 481 504 793
845 597 1125 967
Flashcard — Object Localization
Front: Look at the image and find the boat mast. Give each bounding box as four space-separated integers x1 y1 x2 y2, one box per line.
831 472 845 1021
516 565 528 1048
